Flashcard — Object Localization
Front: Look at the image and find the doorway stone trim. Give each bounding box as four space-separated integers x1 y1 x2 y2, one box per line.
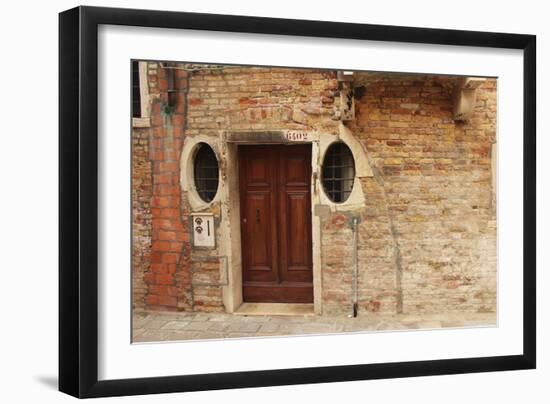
180 127 373 315
220 130 323 314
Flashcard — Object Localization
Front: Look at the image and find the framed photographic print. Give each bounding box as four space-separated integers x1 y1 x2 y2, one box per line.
59 5 536 398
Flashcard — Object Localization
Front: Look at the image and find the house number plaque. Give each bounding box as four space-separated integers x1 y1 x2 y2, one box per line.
284 130 314 142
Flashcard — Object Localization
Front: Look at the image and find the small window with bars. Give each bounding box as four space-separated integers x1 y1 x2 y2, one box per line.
321 142 355 203
132 61 141 118
193 143 219 203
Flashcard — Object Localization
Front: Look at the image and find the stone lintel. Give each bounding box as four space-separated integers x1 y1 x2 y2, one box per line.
225 130 315 143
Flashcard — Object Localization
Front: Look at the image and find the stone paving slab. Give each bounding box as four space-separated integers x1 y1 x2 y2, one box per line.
132 310 496 343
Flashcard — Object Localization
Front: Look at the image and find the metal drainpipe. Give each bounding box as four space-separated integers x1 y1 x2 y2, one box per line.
351 216 359 318
165 63 177 108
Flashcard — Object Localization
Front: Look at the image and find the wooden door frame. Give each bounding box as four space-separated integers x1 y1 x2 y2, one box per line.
219 134 323 314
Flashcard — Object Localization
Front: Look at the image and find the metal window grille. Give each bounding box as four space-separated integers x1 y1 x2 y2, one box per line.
321 142 355 203
194 144 219 202
132 61 141 118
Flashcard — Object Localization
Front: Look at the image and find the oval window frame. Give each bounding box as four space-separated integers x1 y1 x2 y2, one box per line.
321 141 356 204
192 142 220 204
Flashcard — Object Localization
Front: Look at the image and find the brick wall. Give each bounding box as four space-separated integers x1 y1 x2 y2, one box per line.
131 127 152 309
320 178 398 315
132 64 497 316
350 73 497 314
185 67 339 136
132 63 194 311
184 67 341 311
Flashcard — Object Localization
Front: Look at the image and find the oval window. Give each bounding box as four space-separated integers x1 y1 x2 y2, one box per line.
321 142 355 203
193 143 219 203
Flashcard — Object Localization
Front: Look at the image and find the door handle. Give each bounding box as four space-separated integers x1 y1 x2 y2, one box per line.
256 208 260 223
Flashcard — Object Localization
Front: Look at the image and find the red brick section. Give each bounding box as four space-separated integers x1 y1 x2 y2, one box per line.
145 66 192 311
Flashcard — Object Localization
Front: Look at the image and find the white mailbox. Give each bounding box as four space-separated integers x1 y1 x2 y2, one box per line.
191 213 215 247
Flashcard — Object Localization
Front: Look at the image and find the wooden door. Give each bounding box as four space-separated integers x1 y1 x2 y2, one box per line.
239 144 313 303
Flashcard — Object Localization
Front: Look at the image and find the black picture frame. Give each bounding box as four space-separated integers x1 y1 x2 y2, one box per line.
59 5 536 398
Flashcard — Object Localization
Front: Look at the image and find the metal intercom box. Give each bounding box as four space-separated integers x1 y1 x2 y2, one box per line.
191 213 215 248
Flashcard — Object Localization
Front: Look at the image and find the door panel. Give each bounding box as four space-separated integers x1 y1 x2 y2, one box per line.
286 193 310 270
245 155 270 186
244 192 274 278
239 147 279 286
240 144 313 303
278 145 313 286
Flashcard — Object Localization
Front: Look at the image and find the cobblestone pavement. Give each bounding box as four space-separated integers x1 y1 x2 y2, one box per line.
132 310 496 343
